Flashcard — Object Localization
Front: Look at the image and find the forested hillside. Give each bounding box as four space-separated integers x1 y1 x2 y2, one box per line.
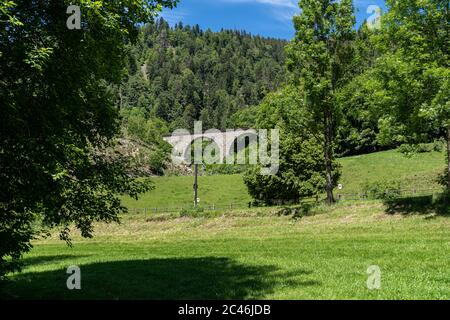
119 19 287 131
117 17 447 179
120 19 432 159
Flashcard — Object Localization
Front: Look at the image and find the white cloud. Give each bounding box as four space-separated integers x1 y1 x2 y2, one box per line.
223 0 297 8
160 9 189 25
219 0 299 22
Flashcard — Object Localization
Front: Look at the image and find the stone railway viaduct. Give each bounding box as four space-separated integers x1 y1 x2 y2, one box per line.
163 129 257 164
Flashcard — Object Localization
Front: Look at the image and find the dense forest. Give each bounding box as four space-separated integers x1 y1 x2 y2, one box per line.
118 19 387 175
119 19 286 131
119 17 445 168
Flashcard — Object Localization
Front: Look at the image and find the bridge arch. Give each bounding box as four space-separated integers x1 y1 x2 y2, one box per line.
163 129 258 165
183 137 222 164
226 131 258 164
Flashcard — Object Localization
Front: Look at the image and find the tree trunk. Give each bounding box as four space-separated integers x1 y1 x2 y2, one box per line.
324 145 334 205
447 126 450 190
324 111 335 205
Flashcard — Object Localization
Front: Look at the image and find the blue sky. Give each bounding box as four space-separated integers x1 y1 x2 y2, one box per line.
161 0 386 39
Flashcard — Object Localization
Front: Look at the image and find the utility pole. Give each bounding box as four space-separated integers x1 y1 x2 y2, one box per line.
192 121 201 208
193 163 199 208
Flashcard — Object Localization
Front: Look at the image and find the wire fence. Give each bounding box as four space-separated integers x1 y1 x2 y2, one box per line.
127 187 446 215
335 187 444 201
128 202 254 214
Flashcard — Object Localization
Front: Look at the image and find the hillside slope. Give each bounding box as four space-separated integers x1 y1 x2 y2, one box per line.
122 148 446 210
339 149 445 194
120 19 286 131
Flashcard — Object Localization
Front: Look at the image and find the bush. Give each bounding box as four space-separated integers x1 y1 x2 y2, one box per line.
398 142 442 156
362 180 401 200
179 207 205 218
276 203 317 219
432 139 445 152
149 145 170 175
398 144 416 157
416 143 434 153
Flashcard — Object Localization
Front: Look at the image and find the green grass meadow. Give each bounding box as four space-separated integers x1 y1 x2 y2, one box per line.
2 148 449 300
339 149 445 194
2 202 449 300
122 149 446 210
121 174 252 210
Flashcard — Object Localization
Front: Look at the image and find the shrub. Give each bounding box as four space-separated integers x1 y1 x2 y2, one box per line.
398 142 442 156
276 203 317 219
432 139 445 152
416 143 434 153
179 207 205 218
362 180 401 200
398 144 417 156
149 146 170 175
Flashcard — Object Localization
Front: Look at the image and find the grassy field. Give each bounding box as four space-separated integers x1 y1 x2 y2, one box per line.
2 148 448 300
122 149 446 209
121 175 252 210
2 201 449 300
339 149 445 194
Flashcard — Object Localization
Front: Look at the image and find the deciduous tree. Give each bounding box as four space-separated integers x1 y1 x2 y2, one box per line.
286 0 355 204
375 0 449 189
0 0 177 280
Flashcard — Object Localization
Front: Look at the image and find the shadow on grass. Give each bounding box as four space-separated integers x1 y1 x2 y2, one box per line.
2 257 319 300
384 194 450 217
